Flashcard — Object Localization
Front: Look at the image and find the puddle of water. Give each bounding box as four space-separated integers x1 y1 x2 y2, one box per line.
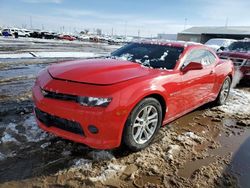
178 156 216 178
178 116 250 187
133 175 162 187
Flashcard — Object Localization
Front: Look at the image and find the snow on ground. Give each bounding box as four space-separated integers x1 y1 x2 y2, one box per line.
0 115 50 145
1 132 19 144
73 158 92 171
0 53 34 59
89 163 126 182
0 152 5 161
219 89 250 115
90 150 115 161
165 144 180 161
23 115 50 142
0 52 106 59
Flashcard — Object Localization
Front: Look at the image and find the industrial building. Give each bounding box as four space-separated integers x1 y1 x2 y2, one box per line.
177 26 250 43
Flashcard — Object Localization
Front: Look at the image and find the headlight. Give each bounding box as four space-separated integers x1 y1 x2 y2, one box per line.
77 96 112 107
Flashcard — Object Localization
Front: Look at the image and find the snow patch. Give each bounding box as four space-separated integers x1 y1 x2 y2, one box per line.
61 150 71 156
23 116 49 142
90 150 115 161
165 144 180 161
0 152 6 161
1 132 19 144
160 51 169 61
0 51 105 59
40 142 51 149
177 132 203 145
73 158 92 170
184 132 203 143
219 89 250 115
89 163 125 182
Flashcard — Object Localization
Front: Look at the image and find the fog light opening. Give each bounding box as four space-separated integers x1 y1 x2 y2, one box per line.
88 125 99 134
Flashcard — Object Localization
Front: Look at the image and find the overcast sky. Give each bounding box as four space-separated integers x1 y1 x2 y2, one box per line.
0 0 250 36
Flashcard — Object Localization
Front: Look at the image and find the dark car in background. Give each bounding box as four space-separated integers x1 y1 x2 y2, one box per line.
217 39 250 81
29 30 58 39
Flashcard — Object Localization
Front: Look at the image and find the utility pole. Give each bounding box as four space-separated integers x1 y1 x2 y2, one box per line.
138 29 140 38
184 18 187 30
225 17 228 27
30 16 33 29
124 21 127 37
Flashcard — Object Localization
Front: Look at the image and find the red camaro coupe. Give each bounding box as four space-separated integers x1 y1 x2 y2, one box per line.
32 41 234 151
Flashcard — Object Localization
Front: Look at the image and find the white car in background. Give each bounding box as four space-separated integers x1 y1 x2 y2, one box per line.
205 38 236 52
1 28 30 37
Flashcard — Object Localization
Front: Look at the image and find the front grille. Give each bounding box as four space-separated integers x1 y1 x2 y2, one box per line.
41 89 78 102
35 108 84 136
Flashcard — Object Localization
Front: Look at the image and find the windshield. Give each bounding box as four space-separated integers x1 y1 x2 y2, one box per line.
205 39 235 47
227 41 250 52
111 43 184 69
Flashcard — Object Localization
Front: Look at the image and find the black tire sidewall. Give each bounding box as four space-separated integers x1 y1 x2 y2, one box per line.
123 98 162 151
216 76 231 105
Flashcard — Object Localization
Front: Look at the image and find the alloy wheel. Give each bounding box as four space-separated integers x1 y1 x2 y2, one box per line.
132 105 158 144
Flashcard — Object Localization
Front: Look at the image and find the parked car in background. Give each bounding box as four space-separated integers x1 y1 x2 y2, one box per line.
58 35 76 41
29 30 58 39
1 28 16 36
1 28 30 37
18 29 30 37
205 38 236 52
217 39 250 81
33 41 234 151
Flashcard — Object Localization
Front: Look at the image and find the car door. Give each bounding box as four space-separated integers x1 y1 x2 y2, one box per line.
180 49 216 110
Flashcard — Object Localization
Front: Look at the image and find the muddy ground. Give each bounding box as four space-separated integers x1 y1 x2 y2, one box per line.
0 37 249 188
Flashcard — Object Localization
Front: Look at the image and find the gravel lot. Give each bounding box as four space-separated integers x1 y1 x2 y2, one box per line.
0 37 249 188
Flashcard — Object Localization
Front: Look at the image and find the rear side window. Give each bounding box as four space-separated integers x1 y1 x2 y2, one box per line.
183 49 216 67
206 51 216 65
183 49 205 66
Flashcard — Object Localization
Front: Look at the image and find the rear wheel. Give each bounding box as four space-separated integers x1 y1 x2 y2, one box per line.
214 76 231 105
123 98 162 151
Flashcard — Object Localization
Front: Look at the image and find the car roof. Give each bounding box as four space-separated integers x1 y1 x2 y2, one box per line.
237 38 250 42
135 40 202 48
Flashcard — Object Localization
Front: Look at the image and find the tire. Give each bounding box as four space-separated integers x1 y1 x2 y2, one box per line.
214 76 231 106
122 98 162 151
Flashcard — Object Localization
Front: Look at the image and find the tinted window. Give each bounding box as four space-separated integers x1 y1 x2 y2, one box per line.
111 43 184 69
228 41 250 52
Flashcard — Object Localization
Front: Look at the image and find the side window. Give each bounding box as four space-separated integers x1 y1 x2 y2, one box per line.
183 49 216 67
206 51 217 65
183 49 205 67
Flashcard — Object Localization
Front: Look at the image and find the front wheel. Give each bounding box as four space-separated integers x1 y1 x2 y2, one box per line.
214 76 231 105
122 98 162 151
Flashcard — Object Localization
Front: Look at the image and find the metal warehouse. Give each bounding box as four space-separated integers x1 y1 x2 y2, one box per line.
177 26 250 43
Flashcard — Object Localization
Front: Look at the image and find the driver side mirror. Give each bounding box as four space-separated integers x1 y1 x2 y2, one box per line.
181 62 203 73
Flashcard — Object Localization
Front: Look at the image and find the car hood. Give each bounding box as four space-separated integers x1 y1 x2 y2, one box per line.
48 59 155 85
218 51 250 59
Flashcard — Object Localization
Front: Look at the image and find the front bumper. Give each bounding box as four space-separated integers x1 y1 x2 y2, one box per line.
32 73 127 149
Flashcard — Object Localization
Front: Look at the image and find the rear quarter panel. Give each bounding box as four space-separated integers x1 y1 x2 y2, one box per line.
213 59 234 97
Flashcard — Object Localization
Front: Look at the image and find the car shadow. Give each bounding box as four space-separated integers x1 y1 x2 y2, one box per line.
215 136 250 188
